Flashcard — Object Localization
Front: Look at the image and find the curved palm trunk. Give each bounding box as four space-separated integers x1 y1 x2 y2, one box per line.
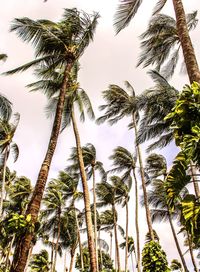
112 204 121 272
132 169 141 272
53 210 61 272
92 166 99 272
10 61 74 272
168 211 189 272
0 145 9 218
71 107 97 272
132 114 154 240
69 248 76 272
172 0 200 84
125 198 129 272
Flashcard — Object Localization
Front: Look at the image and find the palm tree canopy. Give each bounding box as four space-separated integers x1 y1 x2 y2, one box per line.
4 9 99 75
114 0 168 34
137 11 198 78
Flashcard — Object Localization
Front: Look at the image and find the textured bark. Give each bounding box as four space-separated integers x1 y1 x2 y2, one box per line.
113 204 121 272
172 0 200 84
132 169 141 272
168 212 189 272
71 108 97 272
125 199 129 272
10 61 73 272
133 114 154 240
69 248 76 272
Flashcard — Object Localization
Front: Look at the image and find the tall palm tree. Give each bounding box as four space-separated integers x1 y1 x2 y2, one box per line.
5 9 99 272
67 143 106 272
114 0 200 83
0 113 20 218
41 178 66 272
137 12 198 79
109 146 140 271
97 81 154 240
144 153 189 272
96 177 126 271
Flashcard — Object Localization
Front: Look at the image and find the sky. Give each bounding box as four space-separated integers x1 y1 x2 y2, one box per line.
1 0 200 271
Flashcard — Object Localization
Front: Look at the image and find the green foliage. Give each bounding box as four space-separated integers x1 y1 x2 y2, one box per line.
170 259 183 271
75 247 114 271
29 249 50 272
6 213 34 234
142 241 171 272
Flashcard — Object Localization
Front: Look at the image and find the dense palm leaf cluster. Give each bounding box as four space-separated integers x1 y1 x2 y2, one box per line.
0 1 200 272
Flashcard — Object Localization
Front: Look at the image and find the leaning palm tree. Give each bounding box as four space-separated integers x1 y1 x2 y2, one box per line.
97 81 154 241
67 143 106 272
144 153 189 272
137 11 198 79
114 0 200 83
109 146 140 271
5 9 99 272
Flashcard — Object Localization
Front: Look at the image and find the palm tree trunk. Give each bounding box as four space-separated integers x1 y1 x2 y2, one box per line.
112 204 121 272
0 145 9 218
125 198 129 272
69 248 76 272
71 107 97 272
53 210 61 272
110 231 113 258
132 114 154 240
92 166 99 272
172 0 200 84
186 231 198 272
132 169 141 272
168 211 189 272
10 61 74 272
75 210 84 271
24 245 33 272
50 241 55 272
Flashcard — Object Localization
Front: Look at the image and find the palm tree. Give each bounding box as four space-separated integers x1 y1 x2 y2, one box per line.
6 9 99 272
97 81 154 240
29 249 50 272
0 113 20 218
114 0 200 83
137 12 198 79
41 178 66 272
120 236 136 272
144 153 189 272
96 177 126 271
67 143 106 272
109 146 140 272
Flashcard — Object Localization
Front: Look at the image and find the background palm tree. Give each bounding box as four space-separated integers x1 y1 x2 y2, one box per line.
6 9 99 272
29 249 50 272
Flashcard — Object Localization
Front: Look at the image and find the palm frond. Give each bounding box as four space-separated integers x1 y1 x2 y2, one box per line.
114 0 143 34
152 0 168 16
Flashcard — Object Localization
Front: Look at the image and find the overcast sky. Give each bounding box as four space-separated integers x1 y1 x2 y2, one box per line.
1 0 200 271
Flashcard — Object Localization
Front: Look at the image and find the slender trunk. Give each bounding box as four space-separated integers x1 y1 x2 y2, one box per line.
75 210 84 271
133 114 154 240
168 212 189 272
64 251 67 272
132 169 141 272
125 198 129 272
71 107 97 272
50 241 55 272
10 61 74 272
53 210 61 272
112 204 120 271
110 231 113 258
92 166 99 272
186 231 198 272
69 248 76 272
172 0 200 84
0 145 9 218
